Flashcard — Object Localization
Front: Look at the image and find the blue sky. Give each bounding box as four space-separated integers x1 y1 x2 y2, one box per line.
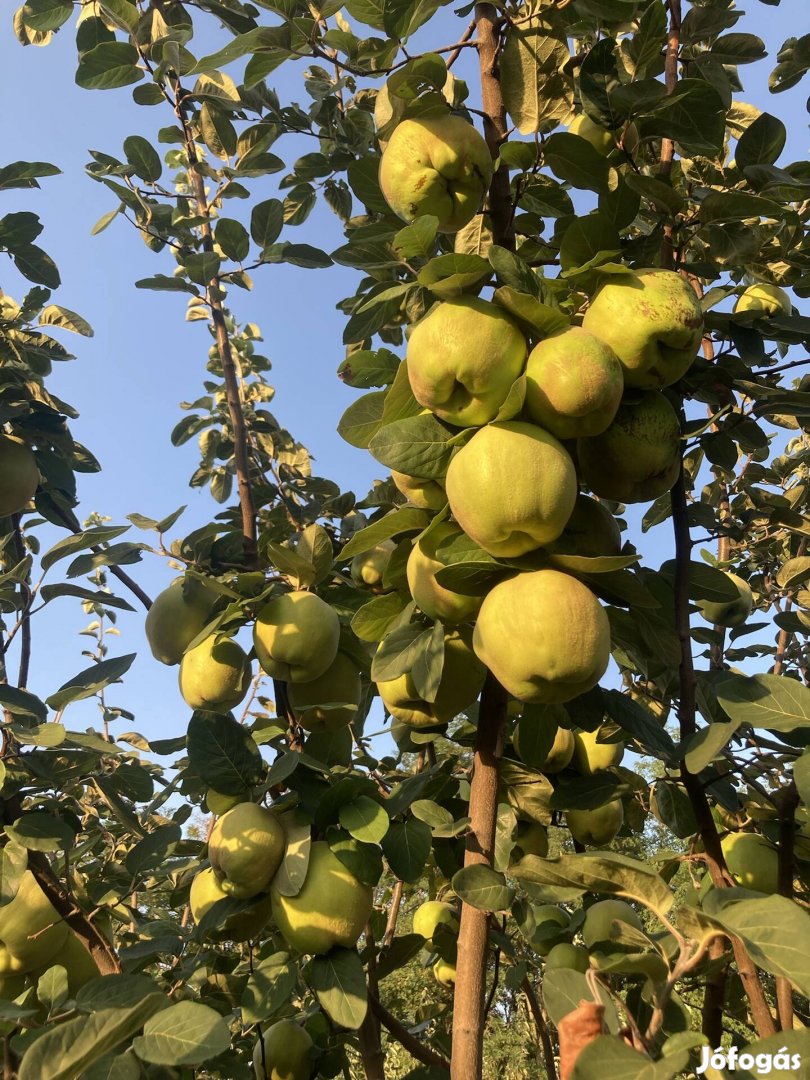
2 4 808 748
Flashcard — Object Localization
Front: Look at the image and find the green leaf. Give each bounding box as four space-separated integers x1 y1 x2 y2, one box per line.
392 216 439 259
131 1002 230 1066
38 305 93 336
417 253 492 299
368 412 455 480
351 593 411 643
380 819 432 882
500 13 573 135
187 711 264 795
649 781 698 839
310 948 368 1029
683 720 740 773
571 1036 686 1080
36 965 69 1012
644 79 727 156
46 654 136 711
21 0 72 32
339 796 390 844
543 973 618 1034
18 995 167 1080
452 864 514 911
736 112 786 170
41 525 130 572
183 252 221 285
270 809 311 897
337 391 386 449
0 685 47 722
14 244 60 288
337 347 400 389
709 32 766 65
215 218 250 262
123 136 162 182
76 43 143 91
559 214 620 275
492 287 568 337
241 952 298 1024
601 691 675 759
341 508 429 560
249 199 284 248
714 672 810 732
0 161 60 192
543 133 610 195
512 852 674 918
702 891 810 997
0 843 28 905
776 557 810 589
38 584 134 612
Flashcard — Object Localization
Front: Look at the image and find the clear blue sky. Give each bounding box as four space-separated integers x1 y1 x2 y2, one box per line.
2 5 807 745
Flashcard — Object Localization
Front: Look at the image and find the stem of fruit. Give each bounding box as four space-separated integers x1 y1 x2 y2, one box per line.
450 671 508 1080
175 83 259 571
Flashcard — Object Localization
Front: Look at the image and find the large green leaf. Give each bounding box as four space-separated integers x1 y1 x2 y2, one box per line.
451 864 514 912
131 1002 230 1066
702 891 810 996
310 948 368 1029
76 43 143 91
381 819 432 882
571 1037 688 1080
46 654 136 710
18 995 166 1080
714 672 810 732
186 711 264 795
500 13 573 134
511 852 674 918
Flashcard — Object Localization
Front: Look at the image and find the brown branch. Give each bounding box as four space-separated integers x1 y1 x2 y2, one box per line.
774 538 807 676
359 922 386 1080
368 992 450 1072
447 20 476 69
475 3 513 251
47 503 153 611
671 459 777 1038
27 854 121 976
10 516 31 688
776 782 799 1030
175 86 259 571
450 671 508 1080
659 0 682 269
523 976 558 1080
382 879 404 948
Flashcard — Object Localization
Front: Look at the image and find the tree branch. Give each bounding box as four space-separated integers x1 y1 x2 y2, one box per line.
522 976 558 1080
450 670 508 1080
175 85 259 571
368 992 450 1072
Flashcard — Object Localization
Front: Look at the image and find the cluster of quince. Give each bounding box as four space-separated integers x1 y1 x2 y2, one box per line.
146 576 363 735
363 111 707 741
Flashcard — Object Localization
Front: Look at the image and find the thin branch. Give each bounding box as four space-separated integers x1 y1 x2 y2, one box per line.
522 977 558 1080
368 992 450 1072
